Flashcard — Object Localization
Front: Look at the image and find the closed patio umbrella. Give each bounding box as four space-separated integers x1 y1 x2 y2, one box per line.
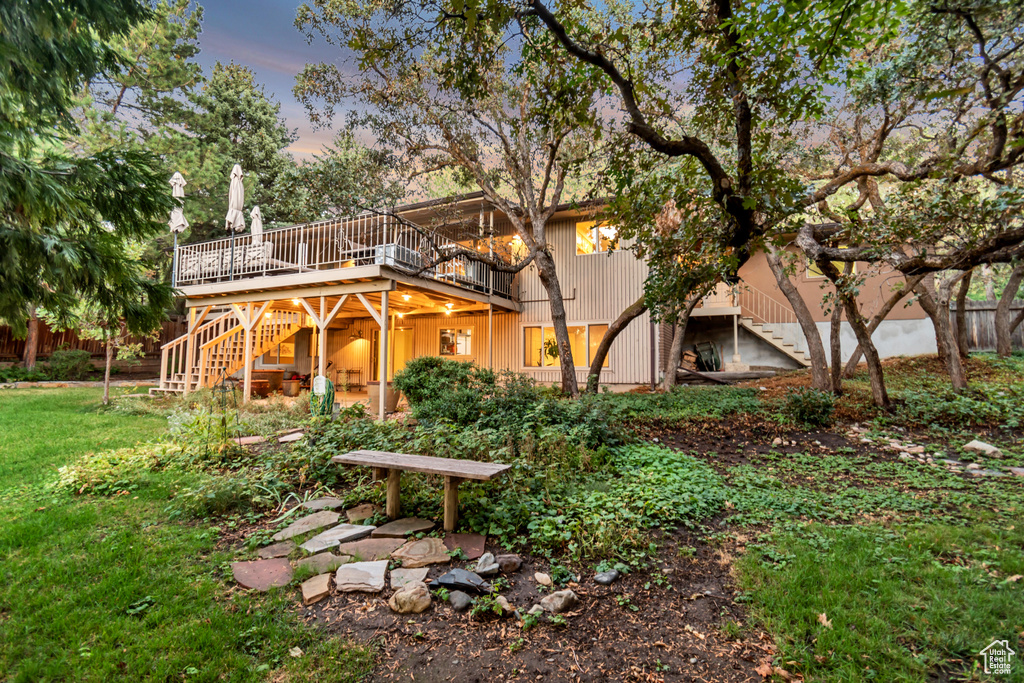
169 172 188 287
225 164 245 278
249 206 263 244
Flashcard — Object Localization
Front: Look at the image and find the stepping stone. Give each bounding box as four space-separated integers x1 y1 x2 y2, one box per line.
231 558 293 591
301 573 332 605
299 524 376 554
391 537 451 568
346 503 382 523
272 511 341 541
337 537 405 561
257 540 295 559
390 567 429 589
963 439 1003 458
335 560 388 593
235 435 265 446
443 532 486 560
371 517 434 538
279 431 305 443
1009 467 1024 477
297 553 351 573
302 497 344 511
435 568 491 594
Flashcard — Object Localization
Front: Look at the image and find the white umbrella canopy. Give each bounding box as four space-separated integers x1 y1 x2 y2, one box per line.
249 206 263 244
168 207 189 233
169 172 186 199
225 164 246 232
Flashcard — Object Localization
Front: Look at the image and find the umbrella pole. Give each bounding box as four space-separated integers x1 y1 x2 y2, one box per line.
230 234 235 280
172 233 179 288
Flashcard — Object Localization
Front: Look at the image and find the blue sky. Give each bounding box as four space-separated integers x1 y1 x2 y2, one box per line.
194 0 342 158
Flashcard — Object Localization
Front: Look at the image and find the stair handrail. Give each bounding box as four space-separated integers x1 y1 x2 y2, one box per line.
736 283 797 325
195 309 303 390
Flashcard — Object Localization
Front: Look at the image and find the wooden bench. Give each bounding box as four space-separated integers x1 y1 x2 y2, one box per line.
332 450 511 531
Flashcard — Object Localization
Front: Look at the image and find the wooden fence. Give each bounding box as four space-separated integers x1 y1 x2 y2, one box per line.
0 317 187 361
952 300 1024 352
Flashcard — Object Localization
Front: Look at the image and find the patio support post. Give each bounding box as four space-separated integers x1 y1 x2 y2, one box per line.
488 303 494 370
182 305 211 398
242 303 253 403
318 296 326 376
379 290 389 420
297 295 348 380
732 314 741 364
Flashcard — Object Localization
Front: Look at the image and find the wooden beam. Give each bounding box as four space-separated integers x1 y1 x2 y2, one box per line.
378 290 389 420
183 305 211 398
242 303 253 403
356 293 383 326
184 276 395 307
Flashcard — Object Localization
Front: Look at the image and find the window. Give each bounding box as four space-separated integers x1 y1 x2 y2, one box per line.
523 324 609 368
807 246 856 278
440 328 472 356
576 221 617 255
264 334 295 365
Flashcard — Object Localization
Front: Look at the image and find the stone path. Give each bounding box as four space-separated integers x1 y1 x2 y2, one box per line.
298 552 351 573
272 510 341 541
391 537 451 568
257 540 295 559
335 560 388 592
443 532 486 560
336 537 405 561
371 517 434 538
299 524 375 553
346 503 381 523
302 573 332 605
390 567 429 589
231 558 293 591
302 497 344 511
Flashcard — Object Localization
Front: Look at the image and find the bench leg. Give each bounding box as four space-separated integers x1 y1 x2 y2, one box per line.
372 467 386 481
386 468 401 519
443 476 461 532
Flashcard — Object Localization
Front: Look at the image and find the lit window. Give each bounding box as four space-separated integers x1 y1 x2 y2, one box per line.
440 328 472 356
807 246 856 278
523 324 610 368
576 221 617 255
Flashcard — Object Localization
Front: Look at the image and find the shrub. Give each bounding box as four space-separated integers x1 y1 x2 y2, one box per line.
393 356 496 426
0 365 47 382
894 387 1023 429
784 388 834 428
47 348 94 380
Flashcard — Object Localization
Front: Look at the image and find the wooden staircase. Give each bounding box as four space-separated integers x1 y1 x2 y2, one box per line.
739 317 811 367
153 308 303 394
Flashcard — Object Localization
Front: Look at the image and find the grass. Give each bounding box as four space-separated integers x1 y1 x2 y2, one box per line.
0 388 371 682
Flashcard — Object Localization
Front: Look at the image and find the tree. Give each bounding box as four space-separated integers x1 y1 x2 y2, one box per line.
995 263 1024 356
295 1 602 395
0 0 175 338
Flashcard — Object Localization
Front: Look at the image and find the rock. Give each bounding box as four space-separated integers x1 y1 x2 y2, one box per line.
969 469 1006 477
337 537 405 561
300 524 376 553
540 589 578 614
771 437 782 447
390 567 429 589
391 537 451 568
475 552 500 577
495 595 514 616
1008 467 1024 477
436 568 491 594
527 604 545 616
443 532 487 560
898 454 912 461
297 553 350 574
278 431 304 443
231 558 293 591
301 573 331 605
448 590 473 612
272 511 341 541
966 463 982 470
594 570 619 586
302 497 344 511
235 435 265 446
941 459 963 466
388 581 432 614
345 503 382 524
963 440 1003 458
496 554 522 573
534 572 553 587
334 560 388 593
372 517 435 538
257 540 295 559
906 445 925 454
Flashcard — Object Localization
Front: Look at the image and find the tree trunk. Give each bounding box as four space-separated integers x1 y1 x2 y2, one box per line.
843 274 924 378
534 249 579 396
840 293 890 408
954 269 972 359
980 265 997 301
23 307 40 370
914 276 968 391
586 294 647 393
765 246 831 391
660 289 708 391
829 301 843 396
103 338 114 405
995 263 1024 357
915 277 951 367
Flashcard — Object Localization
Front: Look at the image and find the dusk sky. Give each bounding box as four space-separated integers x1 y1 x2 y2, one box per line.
194 0 345 158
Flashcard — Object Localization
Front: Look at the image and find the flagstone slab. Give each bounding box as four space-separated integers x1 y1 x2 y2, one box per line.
443 533 486 560
301 573 332 605
232 558 293 591
297 553 351 573
346 503 382 523
391 537 451 568
257 540 296 559
302 497 344 511
335 560 388 593
336 537 405 561
235 435 265 446
279 431 305 443
390 567 430 589
371 517 435 538
272 511 341 541
299 524 376 554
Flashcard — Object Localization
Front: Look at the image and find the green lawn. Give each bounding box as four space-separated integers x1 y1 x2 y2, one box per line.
0 389 370 682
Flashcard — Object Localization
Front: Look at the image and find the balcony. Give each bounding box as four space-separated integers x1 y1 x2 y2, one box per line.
174 213 516 300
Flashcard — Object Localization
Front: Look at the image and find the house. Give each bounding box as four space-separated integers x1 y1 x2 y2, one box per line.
156 191 935 409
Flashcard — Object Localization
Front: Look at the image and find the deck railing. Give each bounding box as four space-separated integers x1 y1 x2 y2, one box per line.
175 213 516 299
698 282 797 325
